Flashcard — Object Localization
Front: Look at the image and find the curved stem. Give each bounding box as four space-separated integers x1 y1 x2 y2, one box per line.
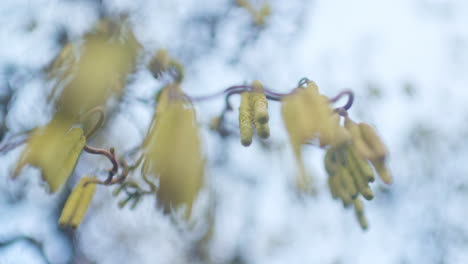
188 84 291 103
83 145 118 183
328 89 354 116
297 77 310 88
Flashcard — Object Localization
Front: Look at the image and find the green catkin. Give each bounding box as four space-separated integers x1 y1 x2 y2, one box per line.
328 176 339 199
348 146 375 183
340 167 358 199
69 178 96 229
250 80 269 125
326 149 356 201
334 173 352 206
358 122 388 160
357 214 369 230
342 150 374 200
325 150 341 199
58 181 84 228
353 198 368 230
59 177 96 229
324 149 338 176
239 92 254 146
353 197 364 214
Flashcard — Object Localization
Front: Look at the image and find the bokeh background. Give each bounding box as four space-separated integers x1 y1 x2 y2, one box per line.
1 0 468 263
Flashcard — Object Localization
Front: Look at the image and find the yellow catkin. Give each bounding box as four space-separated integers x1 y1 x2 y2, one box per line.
326 148 357 199
250 80 269 125
58 181 84 228
336 172 353 207
59 177 96 229
353 198 368 230
371 159 393 184
331 174 347 204
353 197 364 214
239 92 253 146
358 122 388 160
348 146 375 183
327 176 339 199
339 167 358 199
342 150 374 200
324 149 338 176
69 178 96 229
357 214 369 230
255 121 270 139
344 117 375 159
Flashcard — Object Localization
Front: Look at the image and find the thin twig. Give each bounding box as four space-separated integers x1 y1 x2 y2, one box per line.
328 89 354 116
0 236 51 264
188 84 291 103
0 137 28 153
83 145 118 183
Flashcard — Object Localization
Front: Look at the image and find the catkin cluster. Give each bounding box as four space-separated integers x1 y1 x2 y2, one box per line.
14 18 140 194
281 80 350 192
59 177 97 229
238 80 270 146
324 116 392 229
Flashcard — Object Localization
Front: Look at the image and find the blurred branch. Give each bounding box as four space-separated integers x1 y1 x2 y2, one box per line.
83 146 118 183
0 132 29 154
0 236 50 264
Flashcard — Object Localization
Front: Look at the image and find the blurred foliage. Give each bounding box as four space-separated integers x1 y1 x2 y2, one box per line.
48 18 141 120
281 80 350 193
141 84 204 217
14 117 85 192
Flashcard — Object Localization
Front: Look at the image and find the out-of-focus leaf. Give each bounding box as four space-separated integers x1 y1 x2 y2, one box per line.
14 117 85 192
48 18 141 120
281 81 350 193
142 85 204 217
